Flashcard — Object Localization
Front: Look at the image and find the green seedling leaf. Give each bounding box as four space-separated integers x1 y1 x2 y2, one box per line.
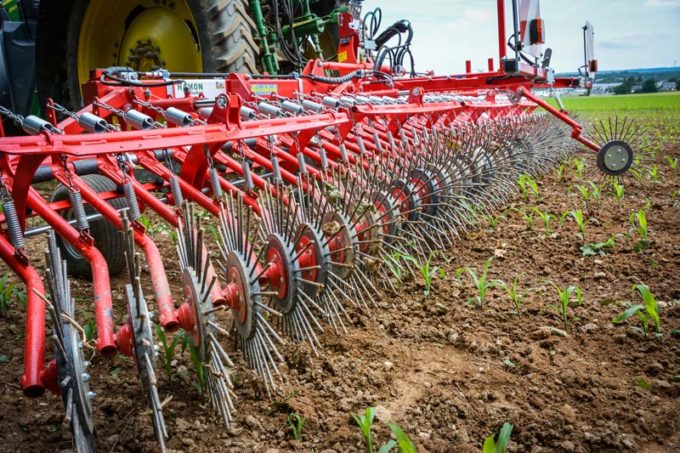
387 422 416 453
352 407 376 453
612 304 644 324
378 440 397 453
635 377 652 390
483 422 514 453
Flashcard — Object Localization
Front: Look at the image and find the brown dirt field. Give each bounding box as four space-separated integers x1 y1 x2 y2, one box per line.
0 141 678 452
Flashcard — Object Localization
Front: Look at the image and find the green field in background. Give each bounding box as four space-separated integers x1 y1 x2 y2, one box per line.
546 91 680 112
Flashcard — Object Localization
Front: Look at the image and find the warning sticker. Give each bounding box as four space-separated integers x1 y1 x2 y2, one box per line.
251 83 278 96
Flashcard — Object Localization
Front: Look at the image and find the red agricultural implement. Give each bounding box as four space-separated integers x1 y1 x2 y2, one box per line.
0 1 643 451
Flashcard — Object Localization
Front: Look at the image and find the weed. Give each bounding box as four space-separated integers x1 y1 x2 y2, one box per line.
417 253 445 297
288 412 306 440
466 257 495 307
493 274 527 316
353 407 376 453
613 284 661 337
571 209 586 240
533 208 553 235
629 209 649 250
155 325 184 377
580 236 616 256
549 283 583 332
483 422 514 453
83 311 96 342
0 274 26 318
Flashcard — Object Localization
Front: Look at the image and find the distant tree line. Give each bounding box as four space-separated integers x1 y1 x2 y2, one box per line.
612 76 678 95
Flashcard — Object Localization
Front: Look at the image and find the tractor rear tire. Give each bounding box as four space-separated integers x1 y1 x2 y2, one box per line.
38 0 260 108
51 174 127 279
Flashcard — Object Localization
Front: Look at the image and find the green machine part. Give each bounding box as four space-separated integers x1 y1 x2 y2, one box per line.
250 0 347 74
1 0 21 21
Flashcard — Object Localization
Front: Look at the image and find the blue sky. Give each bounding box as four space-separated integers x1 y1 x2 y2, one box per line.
360 0 680 74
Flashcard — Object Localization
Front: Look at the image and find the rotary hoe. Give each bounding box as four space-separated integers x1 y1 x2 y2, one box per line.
0 1 645 451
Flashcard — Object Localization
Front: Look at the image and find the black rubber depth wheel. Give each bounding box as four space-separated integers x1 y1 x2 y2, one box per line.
50 174 127 278
38 0 260 107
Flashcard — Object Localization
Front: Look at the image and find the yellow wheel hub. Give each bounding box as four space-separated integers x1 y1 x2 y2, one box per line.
77 0 202 88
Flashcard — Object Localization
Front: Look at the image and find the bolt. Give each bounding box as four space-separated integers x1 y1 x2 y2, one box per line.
83 361 91 368
87 391 96 400
81 373 90 382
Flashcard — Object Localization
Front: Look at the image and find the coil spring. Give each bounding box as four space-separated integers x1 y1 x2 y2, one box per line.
339 143 349 162
372 132 383 154
319 147 328 169
271 154 281 181
169 175 184 207
3 199 25 250
68 190 90 231
209 168 223 199
387 131 396 151
297 152 307 174
356 134 366 155
399 128 408 147
242 161 254 190
123 181 141 220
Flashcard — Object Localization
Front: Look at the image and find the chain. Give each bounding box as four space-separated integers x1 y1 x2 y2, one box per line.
116 154 132 183
133 99 165 118
47 102 79 121
93 100 125 118
0 106 24 126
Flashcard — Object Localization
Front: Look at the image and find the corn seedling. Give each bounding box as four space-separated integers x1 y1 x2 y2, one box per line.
418 252 446 297
353 407 376 453
0 274 26 318
571 209 586 240
612 181 625 201
555 163 566 183
486 213 504 230
385 423 416 453
466 257 495 307
493 274 527 316
384 251 416 290
648 164 660 183
580 236 616 256
630 209 649 251
533 208 553 235
517 174 539 200
559 210 571 226
549 283 583 333
666 156 678 172
187 341 206 394
288 412 306 440
573 158 586 178
483 422 514 453
155 325 184 377
612 284 661 337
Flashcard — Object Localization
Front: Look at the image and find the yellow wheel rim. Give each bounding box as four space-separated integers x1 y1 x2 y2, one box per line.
77 0 202 88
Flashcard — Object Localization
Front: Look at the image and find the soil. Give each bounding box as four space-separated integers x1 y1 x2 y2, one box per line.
0 140 678 452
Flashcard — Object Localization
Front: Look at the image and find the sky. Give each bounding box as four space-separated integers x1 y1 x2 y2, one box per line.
359 0 680 74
